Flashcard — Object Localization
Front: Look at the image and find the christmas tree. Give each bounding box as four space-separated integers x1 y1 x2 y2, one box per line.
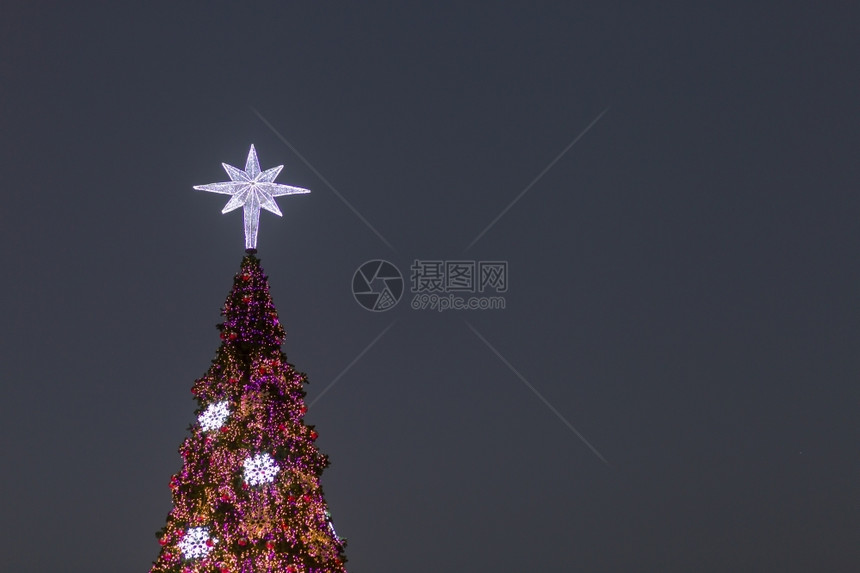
150 146 346 572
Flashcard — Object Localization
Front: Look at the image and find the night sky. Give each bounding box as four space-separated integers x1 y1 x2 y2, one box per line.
1 2 858 572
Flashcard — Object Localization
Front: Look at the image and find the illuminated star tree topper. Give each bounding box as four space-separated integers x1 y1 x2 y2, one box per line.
194 145 310 250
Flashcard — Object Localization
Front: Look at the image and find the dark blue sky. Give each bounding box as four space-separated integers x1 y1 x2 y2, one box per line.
1 2 858 572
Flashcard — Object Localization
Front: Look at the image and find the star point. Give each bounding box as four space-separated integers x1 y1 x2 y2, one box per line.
194 145 310 249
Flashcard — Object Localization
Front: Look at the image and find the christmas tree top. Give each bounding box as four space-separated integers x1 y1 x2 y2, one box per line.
150 253 347 572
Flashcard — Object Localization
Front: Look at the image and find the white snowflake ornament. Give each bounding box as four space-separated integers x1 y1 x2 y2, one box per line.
178 526 216 560
243 452 280 485
198 401 231 432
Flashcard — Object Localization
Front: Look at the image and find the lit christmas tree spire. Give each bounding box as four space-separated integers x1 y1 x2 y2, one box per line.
194 145 310 250
151 254 347 573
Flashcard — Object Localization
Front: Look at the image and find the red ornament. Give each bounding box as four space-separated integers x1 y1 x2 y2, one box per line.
221 494 230 502
220 332 226 340
266 540 275 550
163 552 172 560
310 430 318 441
229 332 237 340
242 482 249 489
206 539 214 547
238 538 248 546
241 273 251 281
302 494 311 503
219 426 229 433
242 296 251 303
258 366 267 375
229 377 238 384
158 538 168 546
300 405 307 414
169 478 179 489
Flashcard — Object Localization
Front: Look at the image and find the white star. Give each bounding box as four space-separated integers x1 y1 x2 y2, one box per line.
194 145 310 250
